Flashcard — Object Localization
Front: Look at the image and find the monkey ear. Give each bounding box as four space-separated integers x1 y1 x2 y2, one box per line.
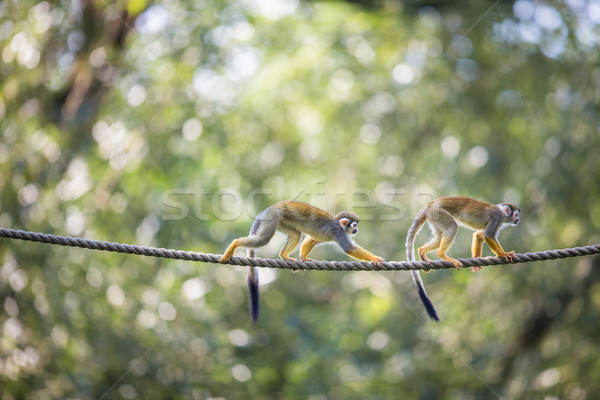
498 204 511 216
338 218 350 228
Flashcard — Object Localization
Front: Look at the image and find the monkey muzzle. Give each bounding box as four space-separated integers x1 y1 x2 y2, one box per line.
513 216 520 225
351 228 358 235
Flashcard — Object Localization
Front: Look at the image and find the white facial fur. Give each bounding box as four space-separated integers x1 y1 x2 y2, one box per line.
339 219 359 236
498 204 520 225
511 210 520 225
498 204 511 216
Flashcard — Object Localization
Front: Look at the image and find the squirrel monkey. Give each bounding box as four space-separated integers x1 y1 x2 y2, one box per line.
406 196 520 321
219 200 384 322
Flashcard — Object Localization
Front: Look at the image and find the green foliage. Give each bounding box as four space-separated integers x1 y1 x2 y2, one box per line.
1 0 600 398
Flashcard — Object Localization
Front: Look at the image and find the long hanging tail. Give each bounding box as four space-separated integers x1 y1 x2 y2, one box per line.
406 212 440 322
247 249 260 323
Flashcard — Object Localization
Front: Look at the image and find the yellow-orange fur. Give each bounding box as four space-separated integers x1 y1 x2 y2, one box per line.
409 196 520 269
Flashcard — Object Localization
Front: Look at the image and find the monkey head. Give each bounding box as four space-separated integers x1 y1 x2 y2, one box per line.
498 203 520 226
335 211 360 236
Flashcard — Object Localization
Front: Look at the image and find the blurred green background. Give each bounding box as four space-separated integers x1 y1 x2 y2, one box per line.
1 0 600 398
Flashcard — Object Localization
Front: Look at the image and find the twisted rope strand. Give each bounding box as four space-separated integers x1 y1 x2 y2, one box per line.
1 227 598 271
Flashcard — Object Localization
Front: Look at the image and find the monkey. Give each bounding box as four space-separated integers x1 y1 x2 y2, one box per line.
406 196 520 321
219 200 384 322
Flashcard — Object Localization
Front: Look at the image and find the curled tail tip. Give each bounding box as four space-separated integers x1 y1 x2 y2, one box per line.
247 273 260 323
426 305 440 322
250 308 259 324
417 286 440 322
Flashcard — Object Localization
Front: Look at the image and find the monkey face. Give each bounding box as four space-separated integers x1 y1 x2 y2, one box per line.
346 221 359 236
339 218 359 236
499 204 520 226
511 210 520 225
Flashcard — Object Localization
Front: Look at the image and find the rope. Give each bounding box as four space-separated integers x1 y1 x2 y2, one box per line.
0 227 598 271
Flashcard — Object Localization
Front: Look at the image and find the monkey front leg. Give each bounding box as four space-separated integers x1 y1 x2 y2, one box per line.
300 236 320 261
484 237 516 262
346 246 384 266
435 237 463 269
470 231 485 271
294 236 321 272
471 231 485 258
279 230 301 261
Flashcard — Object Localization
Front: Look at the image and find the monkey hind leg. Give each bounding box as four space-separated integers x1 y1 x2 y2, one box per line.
423 210 461 269
220 218 279 262
278 228 302 261
418 237 441 264
436 234 462 269
220 239 241 262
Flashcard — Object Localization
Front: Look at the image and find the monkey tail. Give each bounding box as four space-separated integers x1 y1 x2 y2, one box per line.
406 210 440 322
247 249 260 323
405 210 426 262
411 271 439 322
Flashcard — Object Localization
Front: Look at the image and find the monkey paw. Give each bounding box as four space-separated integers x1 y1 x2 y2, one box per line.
499 251 516 262
471 266 482 272
451 261 463 270
371 256 384 266
418 256 432 272
442 257 463 269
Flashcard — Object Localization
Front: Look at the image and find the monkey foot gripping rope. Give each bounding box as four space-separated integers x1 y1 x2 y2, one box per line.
0 227 599 271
